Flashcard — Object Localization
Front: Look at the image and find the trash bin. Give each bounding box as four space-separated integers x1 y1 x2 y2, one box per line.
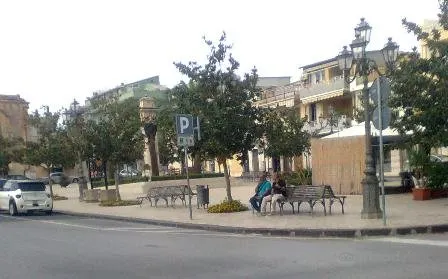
399 171 414 189
196 185 209 209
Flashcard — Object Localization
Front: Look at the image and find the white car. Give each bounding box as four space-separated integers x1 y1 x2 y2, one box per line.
0 180 53 216
119 169 139 177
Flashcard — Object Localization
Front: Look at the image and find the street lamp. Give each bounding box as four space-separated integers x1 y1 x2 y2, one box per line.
337 18 399 219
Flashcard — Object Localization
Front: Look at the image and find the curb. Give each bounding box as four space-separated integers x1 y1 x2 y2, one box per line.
54 210 448 238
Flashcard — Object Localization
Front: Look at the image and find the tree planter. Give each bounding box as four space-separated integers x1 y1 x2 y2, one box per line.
83 189 100 202
412 187 431 200
99 189 117 202
430 188 448 199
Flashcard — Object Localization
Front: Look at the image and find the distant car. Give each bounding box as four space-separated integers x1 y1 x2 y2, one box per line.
119 169 139 177
430 154 448 163
0 178 7 189
49 172 70 187
0 179 53 215
6 174 29 180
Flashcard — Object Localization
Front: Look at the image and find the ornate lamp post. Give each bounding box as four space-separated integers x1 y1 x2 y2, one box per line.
139 97 160 178
337 18 399 219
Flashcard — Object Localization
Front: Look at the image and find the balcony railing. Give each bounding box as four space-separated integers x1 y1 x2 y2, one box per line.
299 77 346 99
303 115 352 137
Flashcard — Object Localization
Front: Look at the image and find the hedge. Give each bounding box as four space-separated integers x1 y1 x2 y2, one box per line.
90 172 224 188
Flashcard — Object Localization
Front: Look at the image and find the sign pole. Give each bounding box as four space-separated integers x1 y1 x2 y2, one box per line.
377 78 386 226
185 146 192 220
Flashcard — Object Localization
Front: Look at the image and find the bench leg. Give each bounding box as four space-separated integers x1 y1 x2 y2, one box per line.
322 199 326 216
329 199 334 215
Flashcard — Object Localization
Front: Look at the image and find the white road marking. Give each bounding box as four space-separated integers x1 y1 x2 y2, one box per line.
371 237 448 247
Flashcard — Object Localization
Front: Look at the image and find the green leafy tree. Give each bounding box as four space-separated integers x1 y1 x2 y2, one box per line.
389 0 448 150
84 97 144 200
24 107 76 196
261 107 310 168
172 32 263 201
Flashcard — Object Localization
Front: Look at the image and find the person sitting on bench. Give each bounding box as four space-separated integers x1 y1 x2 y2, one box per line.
249 173 272 214
261 172 286 215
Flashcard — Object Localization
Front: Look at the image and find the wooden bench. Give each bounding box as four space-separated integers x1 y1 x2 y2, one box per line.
323 185 346 214
278 185 326 216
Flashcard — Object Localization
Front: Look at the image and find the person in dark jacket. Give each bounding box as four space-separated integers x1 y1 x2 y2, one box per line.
261 172 286 215
249 173 272 213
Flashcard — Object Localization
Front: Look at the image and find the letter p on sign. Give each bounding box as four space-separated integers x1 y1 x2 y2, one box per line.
175 114 193 136
180 117 189 133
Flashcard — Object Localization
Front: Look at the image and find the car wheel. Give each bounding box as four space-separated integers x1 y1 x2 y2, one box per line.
45 210 53 215
9 202 18 216
72 178 79 183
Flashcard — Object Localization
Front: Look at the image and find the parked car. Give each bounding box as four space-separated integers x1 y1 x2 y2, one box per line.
0 178 7 189
6 174 29 180
430 154 448 163
119 169 139 177
49 172 70 187
0 179 53 215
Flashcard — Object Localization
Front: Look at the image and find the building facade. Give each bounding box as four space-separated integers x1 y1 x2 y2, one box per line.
0 94 29 140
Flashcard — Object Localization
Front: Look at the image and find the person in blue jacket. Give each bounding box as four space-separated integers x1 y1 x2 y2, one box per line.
249 173 272 213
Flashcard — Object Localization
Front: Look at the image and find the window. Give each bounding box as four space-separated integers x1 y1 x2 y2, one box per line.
3 181 11 191
18 182 46 191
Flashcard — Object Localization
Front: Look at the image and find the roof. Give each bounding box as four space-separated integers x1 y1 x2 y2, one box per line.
0 94 28 104
300 57 337 71
257 76 291 88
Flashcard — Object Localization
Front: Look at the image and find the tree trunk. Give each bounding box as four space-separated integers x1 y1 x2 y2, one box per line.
87 160 93 189
48 171 54 198
221 158 232 201
192 154 202 173
114 163 121 201
149 134 159 176
103 161 108 189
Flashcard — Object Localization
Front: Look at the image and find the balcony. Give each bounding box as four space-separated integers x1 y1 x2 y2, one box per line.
300 77 347 104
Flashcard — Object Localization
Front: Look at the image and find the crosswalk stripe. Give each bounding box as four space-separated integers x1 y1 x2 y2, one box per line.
371 237 448 247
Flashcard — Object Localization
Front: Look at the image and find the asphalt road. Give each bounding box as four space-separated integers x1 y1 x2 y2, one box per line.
0 213 447 279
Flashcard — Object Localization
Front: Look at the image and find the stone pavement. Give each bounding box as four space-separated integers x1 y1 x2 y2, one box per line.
51 177 448 237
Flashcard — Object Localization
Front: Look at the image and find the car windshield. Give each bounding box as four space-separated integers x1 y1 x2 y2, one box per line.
18 182 46 191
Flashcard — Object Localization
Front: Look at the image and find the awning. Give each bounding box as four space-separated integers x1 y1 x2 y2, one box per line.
300 89 344 104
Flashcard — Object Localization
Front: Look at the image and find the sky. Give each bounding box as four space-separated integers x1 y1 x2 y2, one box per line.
0 0 441 112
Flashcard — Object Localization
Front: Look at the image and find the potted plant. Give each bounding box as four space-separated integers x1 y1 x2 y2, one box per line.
407 148 431 200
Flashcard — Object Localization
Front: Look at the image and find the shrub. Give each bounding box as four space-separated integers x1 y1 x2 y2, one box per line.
427 162 448 189
99 200 141 207
91 173 224 187
207 199 248 213
151 172 224 181
283 169 312 185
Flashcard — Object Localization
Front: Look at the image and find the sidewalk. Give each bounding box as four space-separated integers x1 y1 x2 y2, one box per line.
52 178 448 237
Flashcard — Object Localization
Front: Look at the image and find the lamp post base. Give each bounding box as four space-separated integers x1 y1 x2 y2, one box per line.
361 210 383 219
360 175 382 219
